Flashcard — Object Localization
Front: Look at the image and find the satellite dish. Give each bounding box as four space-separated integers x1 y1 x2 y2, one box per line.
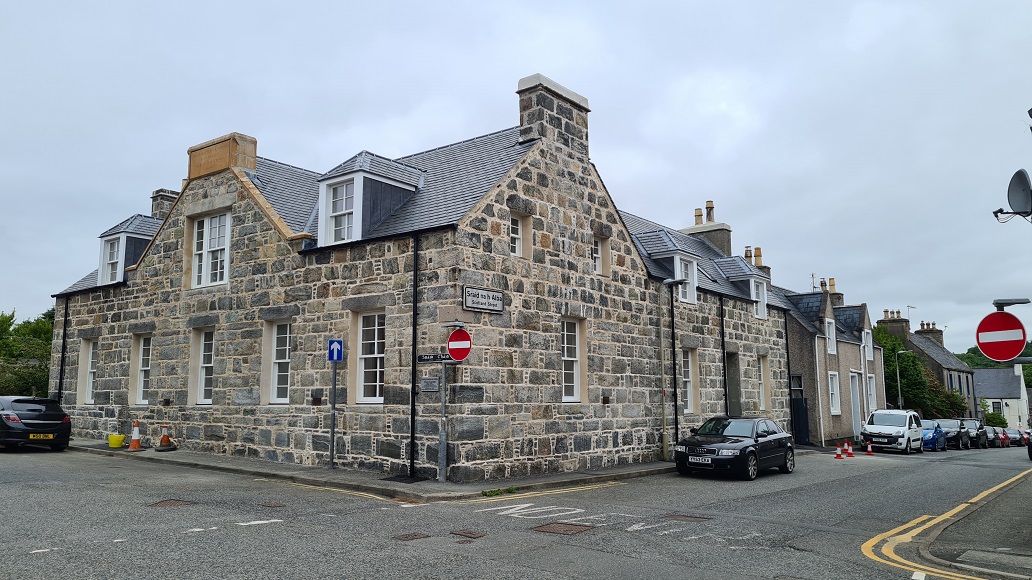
1007 169 1032 217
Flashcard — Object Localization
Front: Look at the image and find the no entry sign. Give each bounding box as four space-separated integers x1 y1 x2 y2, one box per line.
976 311 1027 362
447 328 472 361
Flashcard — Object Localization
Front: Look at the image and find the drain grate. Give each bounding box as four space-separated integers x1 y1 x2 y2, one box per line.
393 533 431 541
531 523 592 535
451 530 484 539
149 499 195 507
662 514 711 522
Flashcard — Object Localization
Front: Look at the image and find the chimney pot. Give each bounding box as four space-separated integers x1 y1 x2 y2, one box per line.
829 277 837 294
705 201 715 223
754 247 763 267
744 246 753 264
694 208 703 226
883 309 890 319
820 278 828 291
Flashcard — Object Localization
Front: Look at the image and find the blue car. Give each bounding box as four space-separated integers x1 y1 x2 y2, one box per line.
921 419 947 452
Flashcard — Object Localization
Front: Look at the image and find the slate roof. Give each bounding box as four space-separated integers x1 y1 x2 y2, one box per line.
910 333 971 372
973 367 1024 399
98 214 162 238
320 151 425 187
56 269 102 295
246 158 322 235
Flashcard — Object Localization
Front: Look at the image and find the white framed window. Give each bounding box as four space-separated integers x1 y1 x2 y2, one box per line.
757 355 768 410
78 339 98 405
863 329 874 360
561 319 582 402
828 371 841 415
867 374 877 411
752 280 767 319
510 216 523 257
330 181 355 242
272 323 291 403
592 237 611 276
675 257 698 303
105 238 120 283
681 349 695 413
129 335 151 405
358 313 385 403
195 330 215 405
192 213 230 287
825 319 837 354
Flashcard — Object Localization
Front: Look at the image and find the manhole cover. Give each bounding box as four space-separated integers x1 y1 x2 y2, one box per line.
662 514 711 522
531 523 592 535
149 499 195 507
393 533 431 541
451 530 484 539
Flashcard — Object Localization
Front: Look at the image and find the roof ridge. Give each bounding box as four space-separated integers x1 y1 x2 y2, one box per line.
256 156 322 177
395 126 521 161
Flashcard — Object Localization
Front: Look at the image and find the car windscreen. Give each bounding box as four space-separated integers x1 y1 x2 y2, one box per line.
938 419 960 429
868 412 907 427
920 420 936 429
697 418 754 437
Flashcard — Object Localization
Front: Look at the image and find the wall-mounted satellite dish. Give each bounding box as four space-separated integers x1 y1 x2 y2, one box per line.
1007 168 1032 217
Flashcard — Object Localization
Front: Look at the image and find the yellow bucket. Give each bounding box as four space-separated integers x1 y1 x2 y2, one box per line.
108 434 126 448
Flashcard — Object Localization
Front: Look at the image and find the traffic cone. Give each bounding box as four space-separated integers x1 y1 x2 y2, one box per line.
155 425 177 452
866 442 874 456
846 440 855 458
126 420 144 452
834 443 843 459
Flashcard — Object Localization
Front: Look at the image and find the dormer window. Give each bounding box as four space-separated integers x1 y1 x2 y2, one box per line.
330 181 355 242
676 257 697 303
100 237 123 284
751 280 767 319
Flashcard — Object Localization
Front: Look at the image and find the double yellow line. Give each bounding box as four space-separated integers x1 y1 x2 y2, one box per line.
861 468 1032 579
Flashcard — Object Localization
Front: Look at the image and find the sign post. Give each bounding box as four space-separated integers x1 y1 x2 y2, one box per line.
976 311 1027 362
327 339 343 469
437 325 471 482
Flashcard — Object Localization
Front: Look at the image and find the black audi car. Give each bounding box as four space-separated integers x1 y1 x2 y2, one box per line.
673 416 794 480
0 396 71 451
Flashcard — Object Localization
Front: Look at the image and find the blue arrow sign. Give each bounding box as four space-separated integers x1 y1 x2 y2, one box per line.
328 339 343 362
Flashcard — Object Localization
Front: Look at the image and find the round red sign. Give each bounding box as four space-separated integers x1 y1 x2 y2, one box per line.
976 311 1027 362
447 328 472 361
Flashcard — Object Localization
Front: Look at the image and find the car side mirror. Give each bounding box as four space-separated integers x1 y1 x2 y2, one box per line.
690 427 698 434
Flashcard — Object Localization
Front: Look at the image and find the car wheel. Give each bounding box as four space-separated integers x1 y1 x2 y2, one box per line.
740 453 758 480
917 439 923 453
779 449 795 474
675 462 692 476
904 439 911 455
50 444 66 452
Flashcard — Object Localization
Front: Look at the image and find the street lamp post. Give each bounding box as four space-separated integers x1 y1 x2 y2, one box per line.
894 350 911 409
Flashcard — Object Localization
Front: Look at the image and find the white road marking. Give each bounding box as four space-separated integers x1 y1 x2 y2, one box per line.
30 549 51 554
911 572 926 579
236 519 283 526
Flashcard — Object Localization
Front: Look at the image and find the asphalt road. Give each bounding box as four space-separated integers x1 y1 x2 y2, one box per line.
1 444 1029 579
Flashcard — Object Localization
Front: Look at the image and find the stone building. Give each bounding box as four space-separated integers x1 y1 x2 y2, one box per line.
51 74 791 481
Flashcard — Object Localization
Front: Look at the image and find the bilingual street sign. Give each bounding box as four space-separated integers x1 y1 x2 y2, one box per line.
328 339 344 362
417 353 453 363
447 328 472 362
975 311 1027 362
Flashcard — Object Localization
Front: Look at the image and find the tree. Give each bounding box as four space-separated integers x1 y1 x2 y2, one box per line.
874 326 967 419
0 309 54 397
980 399 1008 428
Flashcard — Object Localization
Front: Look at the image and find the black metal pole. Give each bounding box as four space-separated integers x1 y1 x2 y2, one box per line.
56 297 70 402
409 234 420 478
669 283 679 441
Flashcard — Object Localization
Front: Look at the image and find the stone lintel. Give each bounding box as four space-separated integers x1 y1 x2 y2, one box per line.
127 321 156 335
258 304 301 321
187 314 220 329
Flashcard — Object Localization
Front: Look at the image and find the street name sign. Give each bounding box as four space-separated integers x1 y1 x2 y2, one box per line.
417 353 453 363
976 311 1027 362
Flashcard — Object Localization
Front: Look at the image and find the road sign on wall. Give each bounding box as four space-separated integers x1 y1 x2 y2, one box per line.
328 339 343 362
976 311 1027 362
447 328 472 361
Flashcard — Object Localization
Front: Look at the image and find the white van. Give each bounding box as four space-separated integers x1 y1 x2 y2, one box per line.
860 409 923 454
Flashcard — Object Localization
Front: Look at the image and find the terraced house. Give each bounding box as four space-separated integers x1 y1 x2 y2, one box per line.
50 74 794 481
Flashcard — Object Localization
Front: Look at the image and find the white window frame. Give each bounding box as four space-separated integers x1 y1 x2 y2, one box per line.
510 216 523 257
329 181 355 243
863 329 874 360
825 319 837 354
675 256 698 304
260 322 292 404
681 349 694 414
867 373 877 411
592 237 611 276
561 319 582 403
129 334 151 405
78 339 98 405
828 371 841 415
104 238 121 283
757 355 768 410
357 313 385 404
752 280 767 319
197 330 215 405
192 213 230 288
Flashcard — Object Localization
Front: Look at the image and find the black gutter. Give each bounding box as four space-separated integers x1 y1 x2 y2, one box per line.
668 283 679 441
409 233 420 479
56 297 70 402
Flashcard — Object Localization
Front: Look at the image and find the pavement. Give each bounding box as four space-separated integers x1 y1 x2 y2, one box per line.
68 439 1032 579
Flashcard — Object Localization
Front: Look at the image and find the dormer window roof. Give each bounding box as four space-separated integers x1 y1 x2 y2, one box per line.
714 256 770 318
96 214 161 286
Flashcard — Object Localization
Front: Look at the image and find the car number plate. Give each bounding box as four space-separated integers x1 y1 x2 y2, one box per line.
29 433 54 440
687 456 711 464
674 445 686 453
873 437 887 443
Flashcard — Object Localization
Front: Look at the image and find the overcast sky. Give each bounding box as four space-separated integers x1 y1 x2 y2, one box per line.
2 1 1031 354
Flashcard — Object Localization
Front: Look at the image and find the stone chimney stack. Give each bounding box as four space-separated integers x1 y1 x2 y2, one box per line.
877 307 912 341
694 208 703 225
679 200 733 256
753 247 771 278
915 320 945 346
744 246 753 264
828 277 844 307
820 278 828 292
517 74 590 161
187 132 257 180
150 188 179 220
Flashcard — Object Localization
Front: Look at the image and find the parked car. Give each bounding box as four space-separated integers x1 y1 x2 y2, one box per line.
861 409 923 454
935 419 970 450
999 429 1012 447
985 426 1000 448
921 419 947 452
960 418 988 449
1005 428 1025 447
674 416 795 480
0 396 71 451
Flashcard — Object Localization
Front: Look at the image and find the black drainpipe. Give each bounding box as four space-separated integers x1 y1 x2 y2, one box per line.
56 296 70 402
668 283 679 441
720 295 729 415
408 233 420 479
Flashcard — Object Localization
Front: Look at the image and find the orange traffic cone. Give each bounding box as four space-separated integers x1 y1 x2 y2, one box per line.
866 441 874 456
155 425 177 452
126 420 144 452
846 440 855 458
834 443 843 459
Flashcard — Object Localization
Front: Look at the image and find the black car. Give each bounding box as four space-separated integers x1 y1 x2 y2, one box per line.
960 418 988 449
936 419 970 450
0 396 71 451
673 416 794 480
